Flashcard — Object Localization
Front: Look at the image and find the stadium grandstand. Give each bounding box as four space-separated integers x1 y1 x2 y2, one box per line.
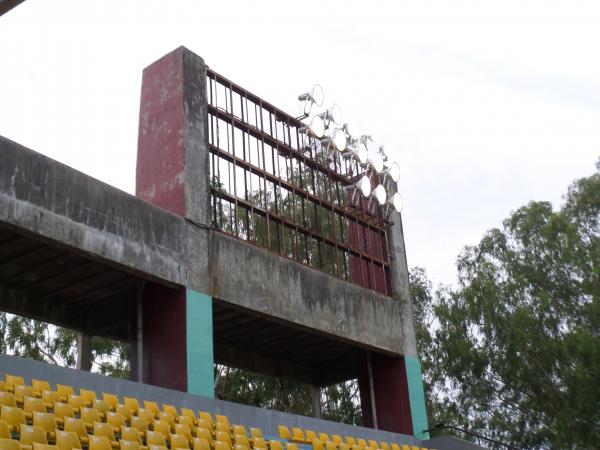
0 43 487 450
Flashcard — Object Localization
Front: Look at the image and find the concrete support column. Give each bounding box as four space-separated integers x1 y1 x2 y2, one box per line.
310 385 321 419
76 333 91 371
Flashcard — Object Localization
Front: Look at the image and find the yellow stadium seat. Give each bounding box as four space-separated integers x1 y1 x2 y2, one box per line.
234 445 248 450
120 427 143 446
197 413 213 430
304 431 317 444
410 447 418 450
92 400 111 418
277 425 291 440
180 410 197 427
32 443 58 450
102 394 119 412
214 442 230 450
215 422 229 435
41 391 59 411
55 431 81 450
52 403 74 428
63 418 88 446
234 434 249 447
153 421 171 439
161 405 178 419
106 413 125 435
252 438 267 450
367 441 378 450
195 428 212 446
146 431 166 447
0 421 10 439
20 424 48 450
156 413 174 426
31 381 51 399
215 415 231 430
192 438 210 450
390 444 401 450
325 442 337 450
55 386 73 405
339 445 349 450
232 425 246 436
79 390 96 408
93 422 119 449
120 441 141 450
178 416 194 431
356 440 367 449
23 397 45 421
15 386 35 405
0 382 4 393
196 419 211 433
290 429 304 444
351 444 362 450
67 396 85 413
137 410 154 425
380 443 390 450
4 375 25 393
147 446 167 450
115 405 132 423
312 439 324 450
400 446 409 450
345 438 356 447
170 434 189 450
0 394 15 408
0 406 26 433
80 408 101 432
143 402 159 418
123 399 140 417
174 424 193 441
332 436 343 446
215 431 231 446
89 435 112 450
130 417 149 434
269 441 283 450
286 443 298 450
0 438 20 450
249 428 262 440
32 412 57 443
317 434 329 444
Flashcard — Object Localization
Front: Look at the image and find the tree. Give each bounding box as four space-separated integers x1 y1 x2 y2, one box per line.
414 162 600 449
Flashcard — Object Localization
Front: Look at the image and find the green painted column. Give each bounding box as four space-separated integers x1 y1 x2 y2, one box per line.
186 289 214 398
405 356 429 440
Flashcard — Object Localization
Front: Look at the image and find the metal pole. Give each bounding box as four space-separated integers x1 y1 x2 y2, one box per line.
310 385 321 419
136 281 145 383
367 352 378 429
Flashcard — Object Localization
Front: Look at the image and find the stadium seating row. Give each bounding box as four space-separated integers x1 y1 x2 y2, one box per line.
0 373 433 450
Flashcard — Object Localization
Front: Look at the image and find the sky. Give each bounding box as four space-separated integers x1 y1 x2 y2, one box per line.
1 1 599 287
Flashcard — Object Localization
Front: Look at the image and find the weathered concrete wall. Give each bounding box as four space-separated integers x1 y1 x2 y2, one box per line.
209 232 405 355
0 135 187 287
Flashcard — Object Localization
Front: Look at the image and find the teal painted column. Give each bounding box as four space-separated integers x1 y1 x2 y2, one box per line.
186 289 214 398
405 356 429 440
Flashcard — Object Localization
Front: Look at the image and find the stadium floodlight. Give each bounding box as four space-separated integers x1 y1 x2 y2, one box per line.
318 103 343 126
366 150 385 173
298 84 324 116
299 115 325 138
384 162 400 184
321 128 346 153
389 192 403 212
345 174 372 204
373 184 387 205
353 142 368 164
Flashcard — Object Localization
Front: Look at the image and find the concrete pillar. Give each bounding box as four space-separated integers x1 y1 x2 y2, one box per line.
310 385 321 419
135 46 214 397
76 333 91 371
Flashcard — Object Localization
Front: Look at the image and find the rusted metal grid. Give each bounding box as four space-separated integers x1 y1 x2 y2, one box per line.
206 69 391 296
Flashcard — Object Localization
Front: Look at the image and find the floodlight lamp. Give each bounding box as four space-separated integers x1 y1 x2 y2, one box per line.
332 129 347 151
359 175 372 197
300 116 325 138
298 84 324 106
373 184 387 205
378 145 388 161
353 142 368 164
367 151 385 173
359 134 373 145
386 162 400 183
318 103 343 126
390 192 403 212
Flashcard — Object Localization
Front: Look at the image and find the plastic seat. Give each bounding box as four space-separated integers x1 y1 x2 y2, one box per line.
32 443 58 450
0 421 10 439
197 413 213 431
147 446 167 450
52 403 74 428
177 416 194 431
304 431 316 444
180 410 197 427
142 402 159 418
345 438 356 447
106 413 125 435
270 441 283 450
215 422 229 435
290 429 304 444
81 408 101 432
253 438 267 450
55 431 82 450
332 436 343 446
286 444 298 450
41 391 59 411
196 419 211 433
170 434 189 450
318 434 329 444
24 397 45 421
0 438 20 450
20 424 48 450
102 394 119 412
195 428 212 446
312 439 325 450
351 445 362 450
367 441 378 450
146 431 166 447
4 375 25 393
249 428 262 440
214 442 230 450
215 432 231 446
389 444 401 450
120 441 141 450
234 434 249 448
339 444 349 450
215 416 231 432
1 406 26 433
137 410 154 424
63 418 89 446
277 426 291 441
410 447 418 450
31 381 51 399
67 396 85 413
325 442 337 450
55 386 73 405
192 438 210 450
232 426 246 437
234 445 248 450
92 400 111 418
379 443 389 450
92 422 119 449
115 405 132 423
161 406 178 420
130 417 149 434
120 427 143 446
122 399 140 417
156 413 173 426
79 390 97 408
15 386 35 405
173 424 192 441
89 435 112 450
0 393 16 408
0 382 5 393
32 412 58 443
356 440 367 449
152 421 171 439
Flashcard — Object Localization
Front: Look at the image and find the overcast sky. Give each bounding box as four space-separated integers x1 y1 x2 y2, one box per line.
1 1 599 286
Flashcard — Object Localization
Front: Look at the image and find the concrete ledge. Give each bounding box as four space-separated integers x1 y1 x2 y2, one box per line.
0 135 187 287
210 232 404 354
